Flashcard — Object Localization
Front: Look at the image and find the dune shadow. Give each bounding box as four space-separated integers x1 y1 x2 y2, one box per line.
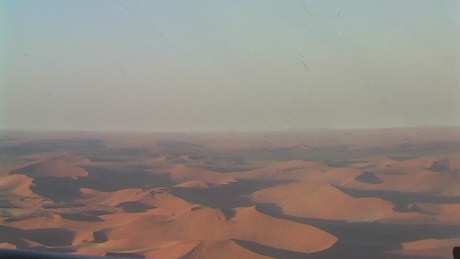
0 225 75 247
171 179 292 209
335 184 460 209
31 177 82 202
60 212 104 222
354 171 383 184
116 201 156 213
79 167 174 192
255 203 460 258
92 230 108 243
24 228 75 247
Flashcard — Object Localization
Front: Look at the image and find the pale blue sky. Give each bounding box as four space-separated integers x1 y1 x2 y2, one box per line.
1 0 459 131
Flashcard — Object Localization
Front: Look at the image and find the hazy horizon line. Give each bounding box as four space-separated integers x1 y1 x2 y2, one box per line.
1 125 459 135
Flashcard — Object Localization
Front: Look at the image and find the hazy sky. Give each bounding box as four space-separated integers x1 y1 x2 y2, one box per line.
1 0 459 132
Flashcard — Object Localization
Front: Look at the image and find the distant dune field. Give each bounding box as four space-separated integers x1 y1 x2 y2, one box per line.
0 127 459 258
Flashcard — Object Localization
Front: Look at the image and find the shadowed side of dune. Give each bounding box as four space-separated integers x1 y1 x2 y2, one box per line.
79 167 174 192
60 212 104 222
116 201 156 213
255 203 460 258
92 230 108 243
30 177 82 202
335 184 460 208
0 225 75 248
28 166 174 202
171 179 292 209
235 239 442 259
354 171 383 184
23 228 75 247
11 158 88 178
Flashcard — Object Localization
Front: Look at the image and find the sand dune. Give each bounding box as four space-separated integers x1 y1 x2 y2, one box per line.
0 174 45 217
152 164 236 186
54 153 92 165
11 157 88 178
3 194 196 255
161 160 328 191
175 180 217 188
251 179 427 222
234 160 329 182
342 167 460 197
0 128 459 258
231 206 337 252
78 188 147 207
391 238 460 259
0 174 38 198
93 204 336 255
395 156 439 169
416 202 460 224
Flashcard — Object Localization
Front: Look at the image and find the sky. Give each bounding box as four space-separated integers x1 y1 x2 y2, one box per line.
1 0 459 132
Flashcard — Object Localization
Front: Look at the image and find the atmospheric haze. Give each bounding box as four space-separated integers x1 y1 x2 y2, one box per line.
1 0 460 131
